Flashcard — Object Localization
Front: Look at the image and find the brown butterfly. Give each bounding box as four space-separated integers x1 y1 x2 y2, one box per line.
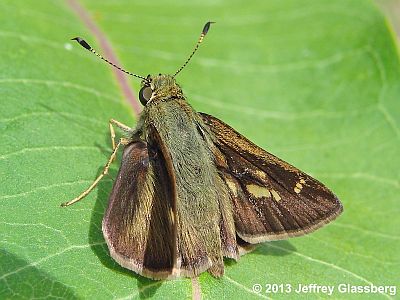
62 22 343 280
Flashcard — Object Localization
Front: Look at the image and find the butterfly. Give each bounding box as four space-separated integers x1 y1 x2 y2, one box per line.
62 22 343 280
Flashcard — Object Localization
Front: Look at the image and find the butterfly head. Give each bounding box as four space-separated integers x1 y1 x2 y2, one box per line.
138 74 183 106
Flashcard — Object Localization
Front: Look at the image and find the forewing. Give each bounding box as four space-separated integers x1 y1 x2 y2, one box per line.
200 113 343 243
102 141 176 279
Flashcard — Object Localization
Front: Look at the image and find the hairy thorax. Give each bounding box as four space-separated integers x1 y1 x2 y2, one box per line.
147 74 184 104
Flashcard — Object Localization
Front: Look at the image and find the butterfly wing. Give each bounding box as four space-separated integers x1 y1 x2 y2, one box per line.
102 140 176 280
200 113 343 243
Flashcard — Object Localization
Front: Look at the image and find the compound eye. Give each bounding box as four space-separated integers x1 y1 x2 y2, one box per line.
139 86 152 105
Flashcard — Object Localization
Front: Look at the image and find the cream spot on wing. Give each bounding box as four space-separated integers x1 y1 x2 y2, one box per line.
226 178 238 196
246 184 271 198
270 189 281 202
294 178 305 193
255 170 267 180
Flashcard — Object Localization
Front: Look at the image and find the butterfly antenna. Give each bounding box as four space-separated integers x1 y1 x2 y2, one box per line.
173 21 215 77
71 37 147 80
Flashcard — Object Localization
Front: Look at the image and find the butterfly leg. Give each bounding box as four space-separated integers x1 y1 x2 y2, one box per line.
61 137 130 207
109 118 132 151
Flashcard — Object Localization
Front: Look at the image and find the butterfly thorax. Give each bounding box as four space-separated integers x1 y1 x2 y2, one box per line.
145 74 184 104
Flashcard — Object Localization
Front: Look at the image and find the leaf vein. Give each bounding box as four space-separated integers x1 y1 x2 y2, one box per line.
263 244 394 300
331 223 400 241
224 275 272 299
0 179 112 201
0 78 120 103
0 242 106 281
317 172 399 189
0 222 70 243
0 145 106 160
0 111 104 126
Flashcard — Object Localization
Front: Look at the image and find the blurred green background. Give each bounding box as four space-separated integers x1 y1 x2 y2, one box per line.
0 0 399 299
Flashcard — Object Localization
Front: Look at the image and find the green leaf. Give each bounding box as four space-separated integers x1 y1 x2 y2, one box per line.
1 0 399 299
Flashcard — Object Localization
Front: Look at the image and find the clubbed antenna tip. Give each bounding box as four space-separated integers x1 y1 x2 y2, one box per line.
71 37 146 80
202 21 215 35
173 21 215 77
71 37 91 50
